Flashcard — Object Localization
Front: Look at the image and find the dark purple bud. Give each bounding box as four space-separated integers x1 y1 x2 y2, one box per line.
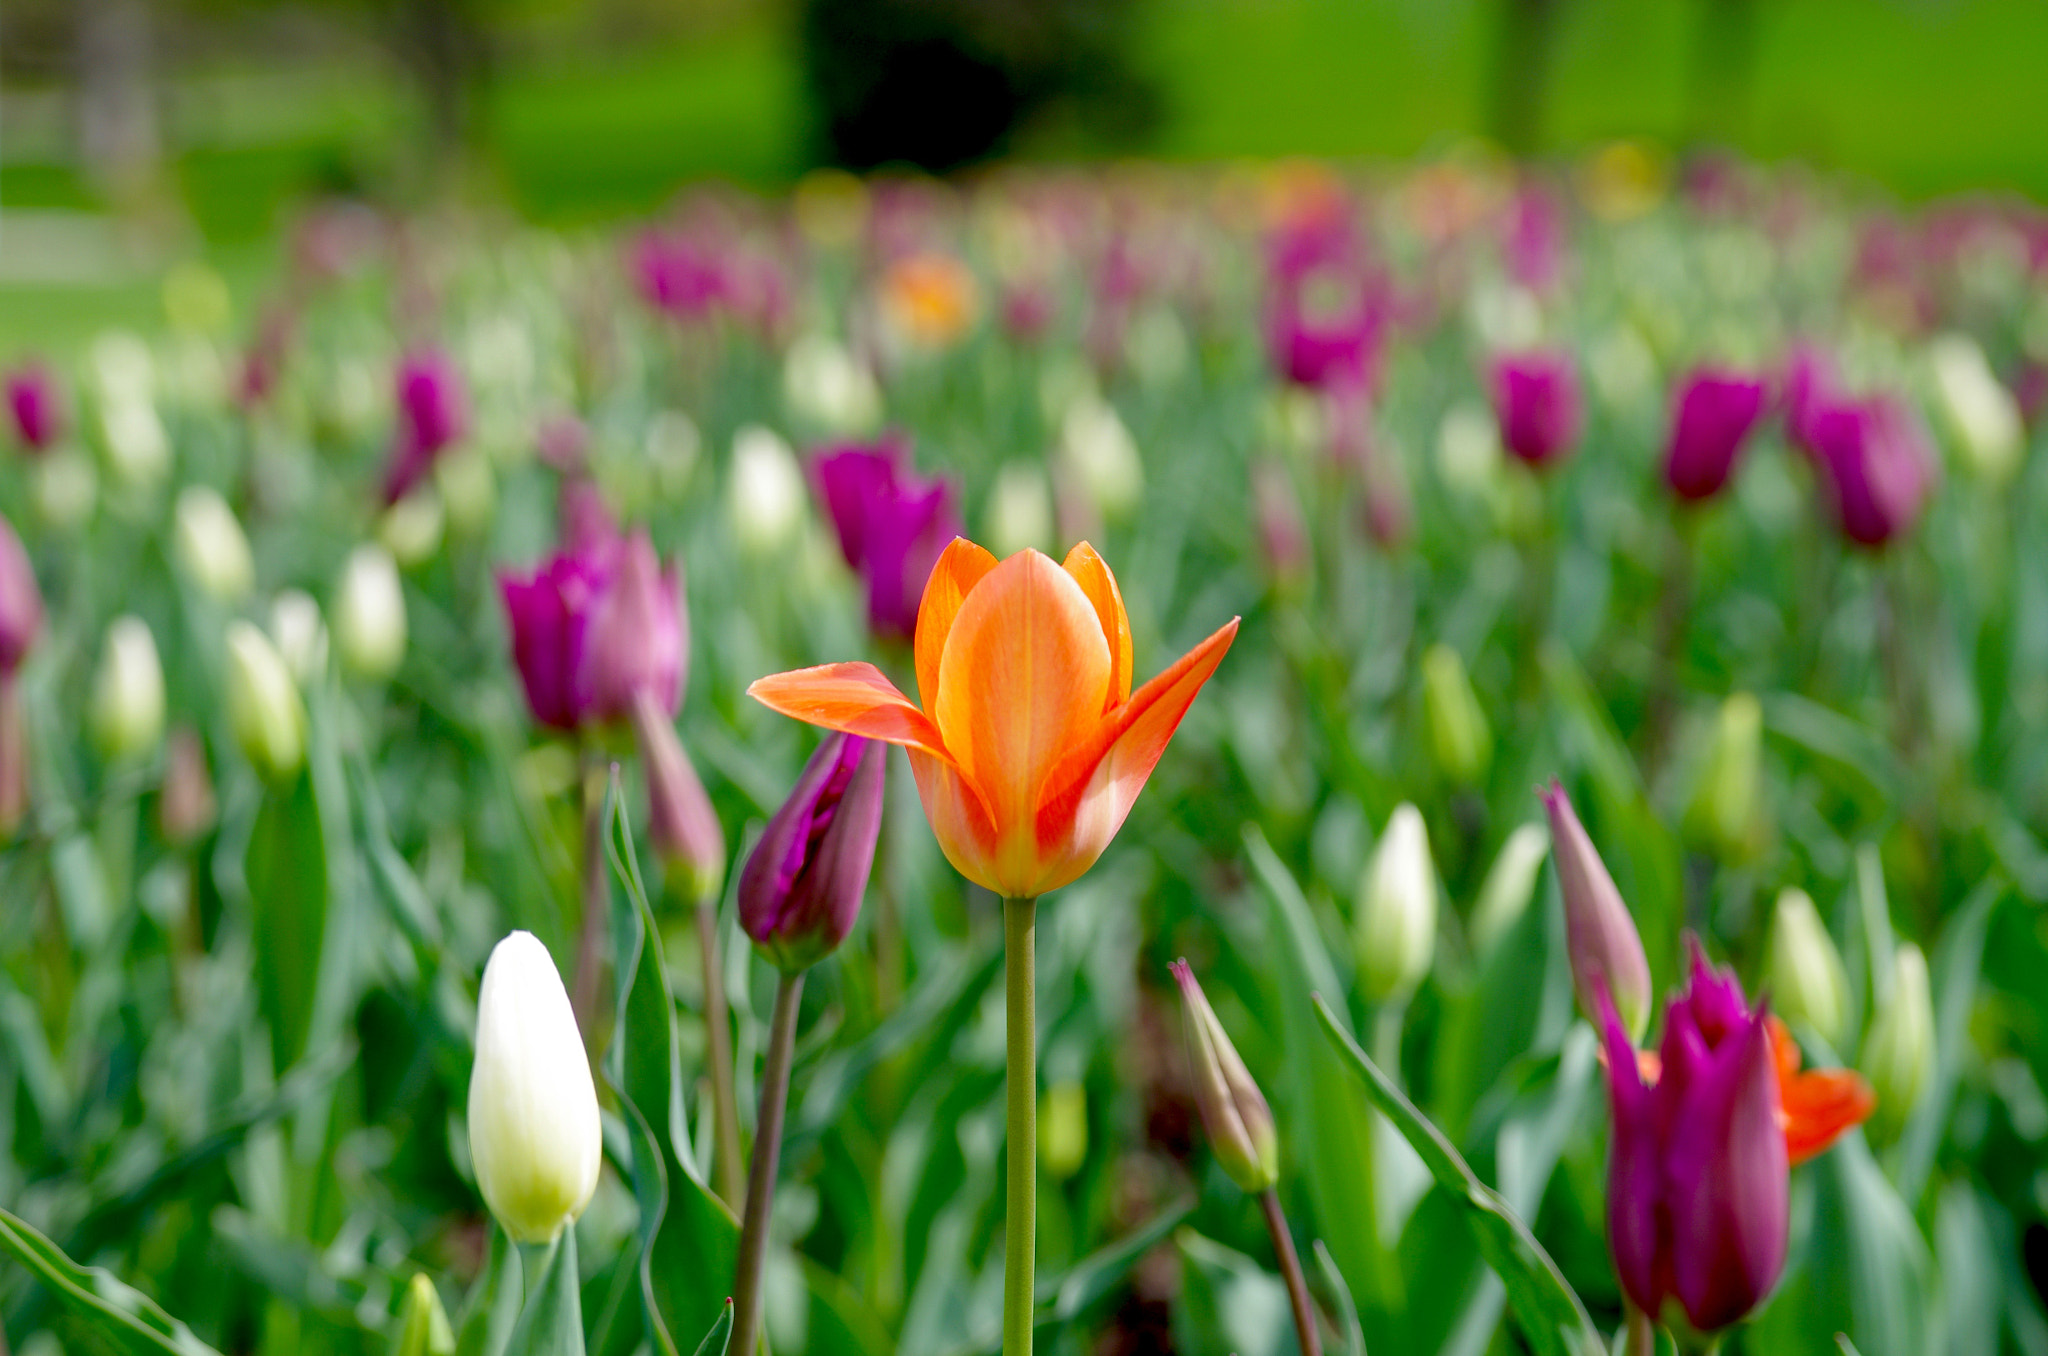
1603 936 1788 1333
1490 350 1582 468
1664 368 1769 501
1779 344 1837 457
631 231 731 322
1504 182 1565 293
1808 394 1935 548
0 514 44 675
582 531 686 722
810 438 961 642
7 365 60 452
739 732 885 972
499 544 614 732
383 349 468 505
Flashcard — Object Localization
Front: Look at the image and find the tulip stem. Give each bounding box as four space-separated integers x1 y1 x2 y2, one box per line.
1260 1189 1323 1356
573 751 609 1043
699 896 746 1210
731 968 804 1356
1624 1302 1655 1356
1003 895 1038 1356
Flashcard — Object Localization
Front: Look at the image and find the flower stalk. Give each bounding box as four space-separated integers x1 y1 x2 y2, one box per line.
729 968 805 1356
1004 895 1037 1356
699 895 744 1207
1260 1189 1323 1356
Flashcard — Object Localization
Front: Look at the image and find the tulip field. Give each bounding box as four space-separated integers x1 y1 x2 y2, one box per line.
6 154 2048 1356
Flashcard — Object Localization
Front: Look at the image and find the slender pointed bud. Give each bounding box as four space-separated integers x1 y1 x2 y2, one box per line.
0 515 45 675
90 616 166 762
334 544 407 680
7 364 61 452
1685 692 1763 859
1038 1080 1089 1181
225 621 306 784
1469 821 1552 956
393 1273 456 1356
1928 333 2022 483
173 486 255 603
159 726 217 844
1860 942 1933 1139
1422 644 1492 786
1354 803 1438 1004
738 732 885 972
584 532 686 722
1489 349 1582 467
467 931 602 1244
1766 888 1849 1049
269 589 329 685
1170 959 1279 1193
1059 394 1144 520
1541 780 1652 1043
730 424 806 555
630 691 727 905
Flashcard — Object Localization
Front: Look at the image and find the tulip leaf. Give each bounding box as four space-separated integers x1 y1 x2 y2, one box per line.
505 1232 586 1356
1894 878 2001 1202
1034 1194 1194 1327
454 1225 525 1356
690 1300 733 1356
246 767 328 1072
0 1203 222 1355
1173 1227 1294 1356
1313 1239 1368 1356
1311 995 1604 1356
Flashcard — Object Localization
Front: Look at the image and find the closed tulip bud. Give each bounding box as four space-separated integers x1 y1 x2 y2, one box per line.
1928 333 2022 482
33 448 98 530
1039 1080 1089 1181
730 424 806 555
225 621 306 784
1422 644 1492 786
1664 368 1768 502
739 732 885 972
1860 942 1933 1139
1169 959 1279 1193
91 616 165 762
1059 395 1144 520
783 334 881 435
468 931 602 1244
393 1273 455 1356
1355 803 1438 1004
1685 692 1763 859
7 364 61 452
1541 780 1652 1043
159 726 217 844
1808 394 1935 549
269 589 329 685
630 693 727 905
1766 888 1849 1049
334 544 407 680
985 463 1054 558
1489 350 1582 468
379 489 445 567
99 399 171 488
582 532 686 722
174 486 255 602
1469 821 1552 956
0 514 45 676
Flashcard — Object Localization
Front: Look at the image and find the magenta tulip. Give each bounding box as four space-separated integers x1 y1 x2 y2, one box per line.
6 365 60 453
1490 351 1582 468
499 529 684 731
1665 369 1769 501
738 732 885 972
811 438 961 642
1807 394 1935 548
382 350 468 505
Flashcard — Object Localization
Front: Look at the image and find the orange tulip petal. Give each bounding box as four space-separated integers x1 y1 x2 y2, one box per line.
1767 1016 1875 1165
1030 616 1240 894
933 549 1113 835
906 748 1005 894
747 662 954 764
1061 541 1133 707
914 537 998 714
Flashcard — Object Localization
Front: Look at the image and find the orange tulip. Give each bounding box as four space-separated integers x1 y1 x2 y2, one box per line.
749 538 1239 898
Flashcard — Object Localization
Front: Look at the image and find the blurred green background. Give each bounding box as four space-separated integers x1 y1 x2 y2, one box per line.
4 0 2047 346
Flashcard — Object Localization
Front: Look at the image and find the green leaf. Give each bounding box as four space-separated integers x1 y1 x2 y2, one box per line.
1036 1195 1195 1327
1313 1239 1368 1356
1808 1133 1937 1356
1311 996 1604 1356
691 1300 734 1356
505 1232 586 1356
1894 879 2001 1201
454 1225 524 1356
1173 1227 1293 1356
245 767 328 1072
0 1203 222 1355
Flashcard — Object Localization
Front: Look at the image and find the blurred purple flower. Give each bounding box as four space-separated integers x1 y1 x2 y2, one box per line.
811 438 961 642
1490 350 1582 468
1504 183 1565 293
738 731 885 972
1808 394 1935 548
1603 937 1788 1333
383 349 468 505
1780 344 1837 456
1665 369 1769 501
1264 213 1389 391
0 514 44 675
632 230 731 322
6 365 59 452
499 529 685 731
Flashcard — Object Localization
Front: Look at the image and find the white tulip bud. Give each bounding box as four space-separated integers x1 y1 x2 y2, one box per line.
379 488 445 568
729 424 805 555
269 589 329 685
100 399 171 488
1355 803 1438 1004
468 931 602 1244
1766 887 1850 1049
1928 333 2022 482
90 616 165 762
985 463 1054 559
1059 395 1144 519
1468 821 1551 956
174 486 254 602
225 620 305 783
783 334 881 435
33 449 98 530
1861 941 1934 1139
333 544 406 680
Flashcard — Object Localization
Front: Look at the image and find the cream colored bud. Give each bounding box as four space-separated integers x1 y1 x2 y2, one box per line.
1469 821 1551 956
783 334 881 435
1929 333 2022 482
1766 888 1850 1049
1059 396 1144 519
225 621 305 784
90 616 165 762
378 488 445 568
33 449 98 530
333 544 407 680
269 589 328 685
1422 644 1492 786
729 424 805 554
1861 942 1934 1139
1685 692 1763 860
1355 803 1438 1004
985 463 1054 559
100 399 171 488
468 931 602 1244
174 486 254 602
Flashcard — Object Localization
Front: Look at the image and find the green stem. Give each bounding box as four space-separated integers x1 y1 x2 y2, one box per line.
699 896 745 1208
730 968 805 1356
1003 896 1038 1356
1260 1189 1323 1356
1624 1302 1655 1356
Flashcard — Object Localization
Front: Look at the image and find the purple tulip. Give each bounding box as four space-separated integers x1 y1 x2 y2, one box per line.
500 543 614 732
6 365 60 453
1664 369 1769 501
1603 937 1788 1333
1807 394 1935 548
382 350 468 505
1780 345 1837 456
738 732 885 972
1264 213 1389 391
1541 780 1652 1043
811 438 961 642
632 230 731 322
0 515 43 676
1490 350 1582 468
1504 183 1565 293
500 528 686 732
